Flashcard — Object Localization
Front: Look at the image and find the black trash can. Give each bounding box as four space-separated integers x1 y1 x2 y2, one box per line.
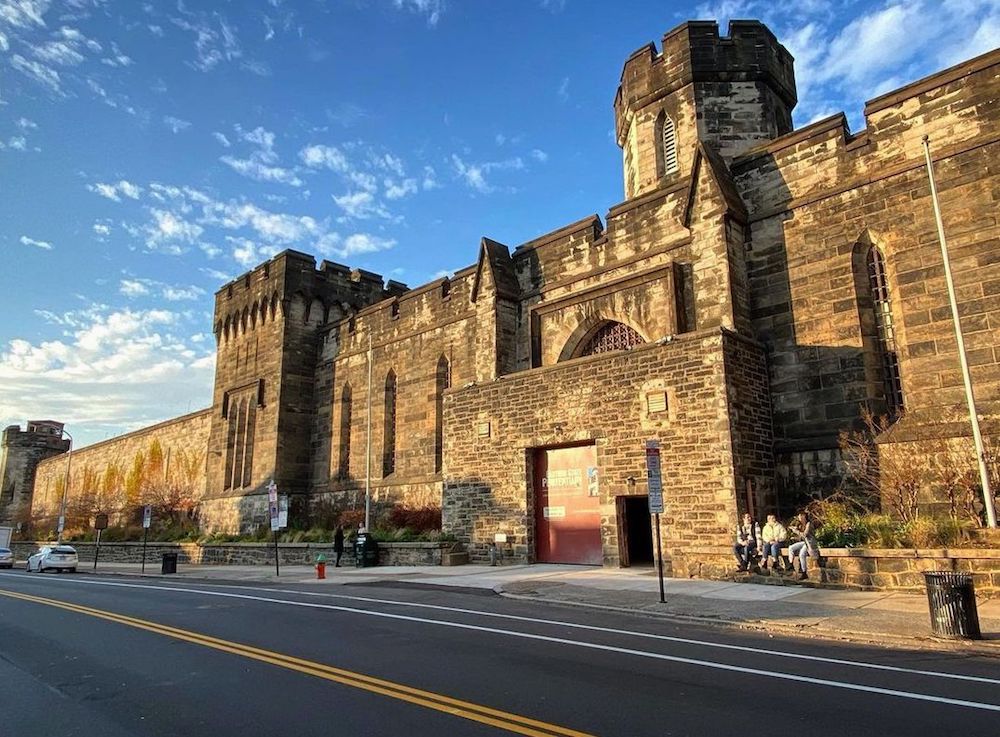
161 552 178 575
924 571 981 639
354 533 379 568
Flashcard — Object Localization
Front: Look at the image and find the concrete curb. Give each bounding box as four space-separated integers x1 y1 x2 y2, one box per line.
495 587 1000 656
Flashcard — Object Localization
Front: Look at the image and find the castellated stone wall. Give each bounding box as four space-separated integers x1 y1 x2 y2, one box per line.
732 48 1000 505
31 409 210 526
442 328 772 570
0 423 70 523
311 261 483 514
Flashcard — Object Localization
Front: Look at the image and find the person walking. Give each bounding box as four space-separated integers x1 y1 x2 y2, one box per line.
760 513 788 571
787 512 820 580
333 525 344 567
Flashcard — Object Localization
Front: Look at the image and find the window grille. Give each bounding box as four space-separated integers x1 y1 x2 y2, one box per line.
579 322 645 357
434 356 450 474
661 115 678 175
338 384 352 479
867 247 904 415
383 370 397 476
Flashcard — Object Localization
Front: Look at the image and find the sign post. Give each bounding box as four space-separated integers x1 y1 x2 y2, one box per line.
141 505 151 574
94 513 108 571
645 440 666 604
268 480 280 577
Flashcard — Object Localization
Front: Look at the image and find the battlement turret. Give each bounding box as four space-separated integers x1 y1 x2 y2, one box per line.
615 20 797 198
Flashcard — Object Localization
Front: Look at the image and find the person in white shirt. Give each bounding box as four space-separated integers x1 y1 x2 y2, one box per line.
759 513 788 571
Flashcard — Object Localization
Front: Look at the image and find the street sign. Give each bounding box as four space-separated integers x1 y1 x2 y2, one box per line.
57 515 65 534
94 513 108 531
267 479 278 504
269 500 279 531
645 440 663 514
142 505 152 529
278 495 288 529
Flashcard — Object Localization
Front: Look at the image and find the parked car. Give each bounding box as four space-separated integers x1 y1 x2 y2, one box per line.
0 547 13 569
25 545 78 573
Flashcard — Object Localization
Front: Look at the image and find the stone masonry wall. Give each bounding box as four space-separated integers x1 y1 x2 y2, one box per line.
443 329 750 567
1 425 70 523
31 409 211 525
732 49 1000 503
11 540 452 567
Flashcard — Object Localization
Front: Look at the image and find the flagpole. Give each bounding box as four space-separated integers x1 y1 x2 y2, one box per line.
365 333 373 531
923 135 997 528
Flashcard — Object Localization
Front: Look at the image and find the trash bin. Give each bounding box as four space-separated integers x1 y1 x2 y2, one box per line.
924 571 981 639
161 552 178 575
354 533 379 568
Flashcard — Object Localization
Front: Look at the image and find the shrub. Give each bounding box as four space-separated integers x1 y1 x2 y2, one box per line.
387 506 441 532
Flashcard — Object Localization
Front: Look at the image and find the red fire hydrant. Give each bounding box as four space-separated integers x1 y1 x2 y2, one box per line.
316 554 327 580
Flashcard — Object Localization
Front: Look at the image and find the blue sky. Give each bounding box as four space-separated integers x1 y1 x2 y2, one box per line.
1 0 998 447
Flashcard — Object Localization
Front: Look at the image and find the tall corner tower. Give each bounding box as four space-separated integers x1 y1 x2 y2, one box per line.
614 20 797 199
203 251 390 531
0 421 70 524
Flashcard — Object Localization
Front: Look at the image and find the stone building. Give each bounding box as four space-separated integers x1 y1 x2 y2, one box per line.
1 421 70 525
20 20 1000 572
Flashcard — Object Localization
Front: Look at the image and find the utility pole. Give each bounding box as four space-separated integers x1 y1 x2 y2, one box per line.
57 429 73 543
923 135 997 528
365 333 373 532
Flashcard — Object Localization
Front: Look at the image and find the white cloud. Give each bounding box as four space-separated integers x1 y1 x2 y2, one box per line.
19 235 53 250
422 165 439 190
299 143 349 172
11 54 61 93
88 179 142 202
451 154 524 193
221 125 302 186
213 131 231 147
145 209 204 253
164 115 192 133
119 279 151 297
0 304 215 445
384 178 418 200
333 190 389 219
162 285 206 302
6 136 27 150
530 148 548 163
393 0 444 27
92 222 111 236
171 10 243 72
15 117 37 130
557 76 569 102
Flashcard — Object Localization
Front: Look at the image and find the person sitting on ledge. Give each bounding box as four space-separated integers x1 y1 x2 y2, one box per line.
759 513 788 571
787 511 820 581
732 512 761 572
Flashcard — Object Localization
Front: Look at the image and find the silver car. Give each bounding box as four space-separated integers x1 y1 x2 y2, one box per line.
25 545 78 573
0 547 13 569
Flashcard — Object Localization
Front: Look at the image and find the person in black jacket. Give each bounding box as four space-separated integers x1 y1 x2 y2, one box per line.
333 525 345 567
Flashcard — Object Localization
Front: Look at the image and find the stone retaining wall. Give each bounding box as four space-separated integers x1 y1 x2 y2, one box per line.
685 546 1000 594
11 540 452 567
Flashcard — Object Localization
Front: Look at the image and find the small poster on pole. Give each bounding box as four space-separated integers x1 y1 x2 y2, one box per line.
142 505 152 529
645 440 664 514
269 500 280 531
278 495 288 529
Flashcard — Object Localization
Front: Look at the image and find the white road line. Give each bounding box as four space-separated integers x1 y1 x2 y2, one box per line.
4 572 997 688
2 574 999 712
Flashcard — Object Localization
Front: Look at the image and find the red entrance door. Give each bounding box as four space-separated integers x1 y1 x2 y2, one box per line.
534 444 602 565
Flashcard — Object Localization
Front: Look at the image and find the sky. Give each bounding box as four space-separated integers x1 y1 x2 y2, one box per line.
1 0 998 448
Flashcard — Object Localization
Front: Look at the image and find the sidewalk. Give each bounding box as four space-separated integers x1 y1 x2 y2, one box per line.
39 561 1000 651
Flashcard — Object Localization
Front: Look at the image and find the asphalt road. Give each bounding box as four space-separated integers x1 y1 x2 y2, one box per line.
0 571 998 736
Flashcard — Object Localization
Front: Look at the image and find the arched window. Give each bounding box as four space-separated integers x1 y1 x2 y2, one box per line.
338 384 353 479
434 356 450 474
382 370 397 477
577 321 645 358
658 112 678 176
230 399 247 490
866 246 904 415
240 401 256 488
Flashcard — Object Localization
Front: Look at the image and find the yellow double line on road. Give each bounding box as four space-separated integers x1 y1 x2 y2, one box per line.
0 588 593 737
